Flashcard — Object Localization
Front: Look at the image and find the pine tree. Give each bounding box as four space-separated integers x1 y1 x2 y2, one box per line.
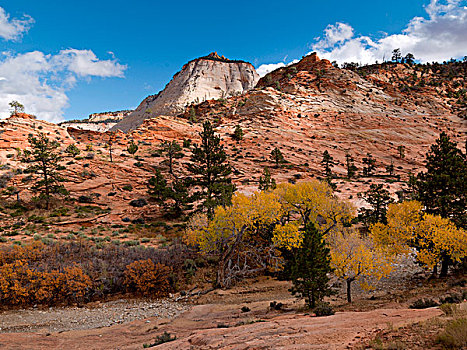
417 132 466 229
362 153 376 176
271 147 285 168
397 145 405 159
9 100 24 115
159 140 184 174
358 184 393 226
21 133 67 209
386 160 395 176
188 121 235 219
321 150 334 178
258 167 276 191
148 169 170 204
345 153 358 179
288 223 334 308
166 177 192 217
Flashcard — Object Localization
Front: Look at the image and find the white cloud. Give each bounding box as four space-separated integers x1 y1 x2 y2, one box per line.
313 23 354 50
256 62 286 77
256 59 300 77
312 0 467 64
53 49 126 77
0 50 127 122
0 7 33 41
256 0 467 75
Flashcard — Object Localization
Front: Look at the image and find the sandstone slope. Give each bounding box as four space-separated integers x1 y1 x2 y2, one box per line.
112 52 259 132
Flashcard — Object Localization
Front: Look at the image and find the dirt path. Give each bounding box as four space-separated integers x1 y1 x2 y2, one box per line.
0 300 441 350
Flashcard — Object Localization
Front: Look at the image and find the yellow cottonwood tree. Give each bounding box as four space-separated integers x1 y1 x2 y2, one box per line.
185 191 282 287
185 181 357 288
274 181 355 241
370 201 467 277
330 230 393 302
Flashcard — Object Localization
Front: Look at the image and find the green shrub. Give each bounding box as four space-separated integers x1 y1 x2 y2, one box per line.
313 302 335 317
437 318 467 348
143 332 176 347
409 298 439 309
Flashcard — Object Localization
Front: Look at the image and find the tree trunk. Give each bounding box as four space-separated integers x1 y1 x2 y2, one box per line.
216 259 226 288
430 264 438 279
346 279 353 303
440 257 450 277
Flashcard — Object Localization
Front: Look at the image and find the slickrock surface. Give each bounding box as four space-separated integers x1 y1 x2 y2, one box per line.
0 302 441 350
112 52 259 132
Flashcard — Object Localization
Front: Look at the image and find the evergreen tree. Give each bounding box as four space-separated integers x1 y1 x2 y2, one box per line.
232 125 243 141
386 160 395 176
21 133 67 209
258 167 276 191
288 223 334 308
166 177 192 217
321 150 334 178
188 121 235 219
362 153 376 176
127 140 139 155
271 147 285 168
65 144 80 158
148 169 170 204
345 153 358 179
397 145 405 159
107 131 116 163
159 140 184 174
188 106 197 123
417 132 466 229
358 184 393 226
9 100 24 115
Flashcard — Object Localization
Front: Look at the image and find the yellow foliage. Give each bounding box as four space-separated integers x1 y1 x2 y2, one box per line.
330 230 393 290
185 191 282 254
272 221 302 249
275 181 355 236
370 201 467 270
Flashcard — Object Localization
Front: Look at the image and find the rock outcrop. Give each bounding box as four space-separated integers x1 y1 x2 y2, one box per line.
59 110 133 132
112 52 259 132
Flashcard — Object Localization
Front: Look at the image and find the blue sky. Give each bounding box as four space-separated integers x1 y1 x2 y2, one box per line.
0 0 466 121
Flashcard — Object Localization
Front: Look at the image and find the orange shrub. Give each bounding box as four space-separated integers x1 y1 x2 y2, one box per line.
124 259 171 297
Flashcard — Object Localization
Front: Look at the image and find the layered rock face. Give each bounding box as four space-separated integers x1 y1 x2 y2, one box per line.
112 52 259 132
59 110 133 132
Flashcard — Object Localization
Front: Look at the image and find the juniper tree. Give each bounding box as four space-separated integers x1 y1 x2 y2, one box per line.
362 153 376 176
287 223 334 308
188 121 235 219
232 125 243 141
127 140 138 155
345 153 358 179
21 133 67 209
65 144 80 158
258 167 276 191
159 140 184 174
271 147 285 168
417 132 466 229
